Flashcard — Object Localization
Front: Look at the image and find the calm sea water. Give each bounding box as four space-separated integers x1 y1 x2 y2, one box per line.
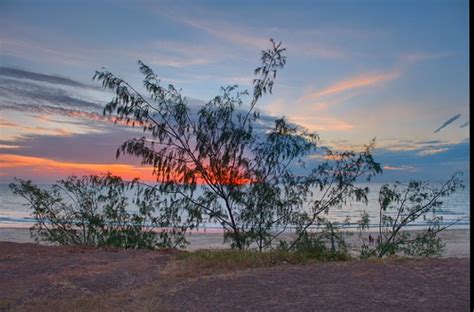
0 182 469 230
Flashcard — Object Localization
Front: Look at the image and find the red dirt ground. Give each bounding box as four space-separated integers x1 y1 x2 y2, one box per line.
0 242 470 311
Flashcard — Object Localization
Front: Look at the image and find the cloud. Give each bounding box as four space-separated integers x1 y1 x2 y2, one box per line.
380 139 454 154
0 128 139 165
0 37 92 66
416 148 449 156
299 71 400 101
0 153 156 183
399 52 451 64
278 71 399 135
372 140 469 181
460 121 469 128
434 113 461 133
288 115 353 132
0 144 20 149
0 67 89 88
126 40 231 68
0 117 73 137
179 18 267 49
288 42 345 59
156 9 345 59
0 70 128 139
0 71 104 112
383 165 416 172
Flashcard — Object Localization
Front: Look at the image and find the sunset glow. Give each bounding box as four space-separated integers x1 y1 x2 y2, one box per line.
0 1 469 183
0 153 156 182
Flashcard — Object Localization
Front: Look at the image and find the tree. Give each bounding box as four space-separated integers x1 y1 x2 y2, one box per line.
93 38 381 250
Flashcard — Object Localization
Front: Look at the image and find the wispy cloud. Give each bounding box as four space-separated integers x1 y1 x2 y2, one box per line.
288 115 353 132
156 9 345 59
399 52 451 64
383 165 416 171
417 147 449 156
1 37 92 66
381 139 453 153
175 17 267 49
0 117 73 138
299 71 400 101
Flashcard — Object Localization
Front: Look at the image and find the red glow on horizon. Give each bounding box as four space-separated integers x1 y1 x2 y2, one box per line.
0 153 252 185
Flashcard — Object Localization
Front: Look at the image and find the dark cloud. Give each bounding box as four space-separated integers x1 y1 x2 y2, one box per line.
460 121 469 128
0 77 103 111
0 67 92 88
0 129 140 164
434 113 461 133
0 67 276 133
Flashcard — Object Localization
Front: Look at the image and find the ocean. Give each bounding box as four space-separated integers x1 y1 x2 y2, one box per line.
0 182 470 230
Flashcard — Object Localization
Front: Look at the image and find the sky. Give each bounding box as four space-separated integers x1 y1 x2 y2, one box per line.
0 0 470 183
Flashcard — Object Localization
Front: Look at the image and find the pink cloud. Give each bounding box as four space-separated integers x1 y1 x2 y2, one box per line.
300 71 400 101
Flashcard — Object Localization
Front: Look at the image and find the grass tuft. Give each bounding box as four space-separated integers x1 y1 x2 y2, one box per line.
164 248 350 278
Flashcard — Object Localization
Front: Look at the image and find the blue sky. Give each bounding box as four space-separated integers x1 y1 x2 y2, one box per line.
0 0 469 182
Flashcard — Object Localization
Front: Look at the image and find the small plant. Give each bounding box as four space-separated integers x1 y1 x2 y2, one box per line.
281 217 350 261
9 173 191 249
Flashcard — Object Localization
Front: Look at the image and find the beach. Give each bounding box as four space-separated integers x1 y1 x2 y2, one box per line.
0 226 469 257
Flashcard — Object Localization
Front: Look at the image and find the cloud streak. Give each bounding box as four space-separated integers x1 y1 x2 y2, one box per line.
383 165 416 172
434 114 461 133
300 71 401 102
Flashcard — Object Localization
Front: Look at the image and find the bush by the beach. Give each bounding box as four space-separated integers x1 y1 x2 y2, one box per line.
358 172 465 259
9 174 190 250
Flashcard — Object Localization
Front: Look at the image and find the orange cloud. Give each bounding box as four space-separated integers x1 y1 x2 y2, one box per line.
0 154 251 185
300 71 400 101
0 153 156 182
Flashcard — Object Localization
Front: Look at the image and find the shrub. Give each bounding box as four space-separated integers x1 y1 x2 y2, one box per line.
357 172 465 258
9 173 189 249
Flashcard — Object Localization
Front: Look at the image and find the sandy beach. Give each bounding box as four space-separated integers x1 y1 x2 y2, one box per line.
0 226 469 257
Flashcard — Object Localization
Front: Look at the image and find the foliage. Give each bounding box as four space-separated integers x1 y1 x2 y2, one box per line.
282 216 350 258
93 38 381 250
9 174 189 249
358 172 465 258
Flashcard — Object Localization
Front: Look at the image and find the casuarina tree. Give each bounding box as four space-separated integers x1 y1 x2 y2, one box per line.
91 38 381 250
